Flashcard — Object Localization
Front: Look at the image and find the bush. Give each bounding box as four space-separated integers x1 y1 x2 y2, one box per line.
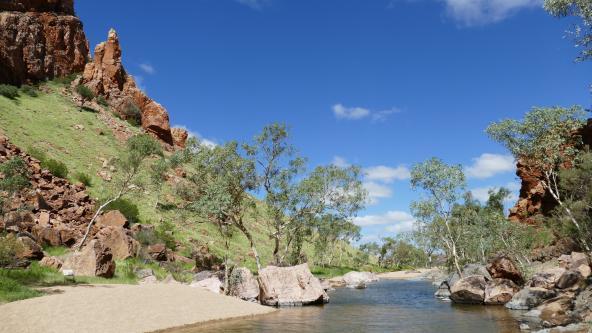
0 84 19 99
0 234 24 268
104 198 140 224
75 172 92 187
27 146 47 163
20 85 38 97
155 220 177 251
53 74 76 85
123 102 142 127
97 95 108 107
42 159 68 178
76 84 94 101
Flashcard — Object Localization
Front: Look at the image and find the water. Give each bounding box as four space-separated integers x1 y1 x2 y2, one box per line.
186 280 521 333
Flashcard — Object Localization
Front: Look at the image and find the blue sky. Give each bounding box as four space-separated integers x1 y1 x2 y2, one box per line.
76 0 591 244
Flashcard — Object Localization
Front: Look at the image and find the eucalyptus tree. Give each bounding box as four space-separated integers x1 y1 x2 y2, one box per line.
79 134 163 249
182 140 261 273
410 157 466 277
545 0 592 61
487 106 590 251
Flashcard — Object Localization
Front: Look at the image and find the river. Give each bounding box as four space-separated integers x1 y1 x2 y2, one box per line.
188 279 522 333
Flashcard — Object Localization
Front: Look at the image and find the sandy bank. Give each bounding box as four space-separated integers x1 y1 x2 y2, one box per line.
0 284 276 333
377 268 442 280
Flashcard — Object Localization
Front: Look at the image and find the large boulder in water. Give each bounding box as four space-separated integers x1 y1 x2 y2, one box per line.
62 239 115 278
258 263 329 307
342 271 379 289
484 278 520 305
486 255 524 285
505 287 557 310
447 264 491 287
450 275 487 304
228 267 259 302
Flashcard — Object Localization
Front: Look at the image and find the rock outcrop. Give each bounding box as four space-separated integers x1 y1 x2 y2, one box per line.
81 29 174 146
228 267 260 302
258 264 329 307
62 239 116 277
0 0 89 85
171 127 189 149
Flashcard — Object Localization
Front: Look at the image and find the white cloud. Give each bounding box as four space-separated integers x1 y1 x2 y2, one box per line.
173 125 218 149
332 156 350 168
363 181 393 205
332 103 400 121
139 63 155 75
364 165 410 183
465 153 515 179
354 211 416 235
470 182 520 203
443 0 542 25
236 0 269 10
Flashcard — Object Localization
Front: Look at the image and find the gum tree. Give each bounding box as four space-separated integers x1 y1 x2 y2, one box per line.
487 106 590 251
545 0 592 61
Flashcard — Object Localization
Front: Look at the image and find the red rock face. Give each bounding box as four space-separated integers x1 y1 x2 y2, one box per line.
509 119 592 224
0 0 88 85
82 29 174 146
171 127 189 149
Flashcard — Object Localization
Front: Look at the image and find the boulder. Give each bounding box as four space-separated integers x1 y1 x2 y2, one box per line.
62 239 115 278
328 276 346 288
487 255 524 285
434 281 452 299
228 267 259 302
134 268 154 280
450 275 487 304
342 271 379 289
574 285 592 322
319 279 333 292
529 267 566 289
32 225 61 247
193 270 214 282
559 252 590 271
506 287 557 310
94 226 138 260
39 256 63 270
575 264 591 279
96 210 128 228
190 277 223 294
193 246 221 271
147 243 167 261
258 264 329 307
15 236 43 260
447 264 492 287
555 270 584 290
538 296 577 328
484 278 520 305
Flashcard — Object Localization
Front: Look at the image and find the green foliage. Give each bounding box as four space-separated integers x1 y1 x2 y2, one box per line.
97 95 108 107
0 234 24 268
75 171 92 187
0 275 42 303
76 84 94 101
155 220 177 250
545 0 592 61
42 246 69 257
0 157 30 194
105 198 140 224
42 159 68 178
20 85 38 97
376 236 430 270
26 146 47 163
53 74 76 85
0 84 19 99
123 102 142 127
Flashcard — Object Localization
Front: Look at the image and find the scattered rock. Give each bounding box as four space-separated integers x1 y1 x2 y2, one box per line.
96 210 128 228
530 267 566 289
39 256 63 270
506 287 557 310
538 296 577 328
15 236 43 260
190 276 223 294
555 270 584 290
62 239 115 278
147 243 167 261
258 264 329 307
450 275 487 304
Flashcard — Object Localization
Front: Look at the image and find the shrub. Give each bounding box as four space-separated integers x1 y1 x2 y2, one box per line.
76 84 94 101
0 234 24 268
97 95 108 107
0 84 19 99
105 198 140 224
20 85 38 97
27 146 47 163
54 74 76 85
42 159 68 178
75 172 92 187
123 102 142 127
155 220 177 251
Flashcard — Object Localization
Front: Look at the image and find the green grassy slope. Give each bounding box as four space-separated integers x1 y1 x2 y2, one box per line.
0 80 361 273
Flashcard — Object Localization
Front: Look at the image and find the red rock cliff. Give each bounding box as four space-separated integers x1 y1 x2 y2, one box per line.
0 0 89 85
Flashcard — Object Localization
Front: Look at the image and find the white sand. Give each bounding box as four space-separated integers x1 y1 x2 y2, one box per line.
0 284 276 333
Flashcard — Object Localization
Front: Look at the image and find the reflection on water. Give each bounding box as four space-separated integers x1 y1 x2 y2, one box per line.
184 280 520 333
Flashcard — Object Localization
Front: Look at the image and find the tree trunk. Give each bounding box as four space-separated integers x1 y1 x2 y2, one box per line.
77 197 116 250
235 221 261 271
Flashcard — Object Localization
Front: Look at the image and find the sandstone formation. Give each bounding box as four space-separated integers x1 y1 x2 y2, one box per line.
0 0 89 85
171 127 189 149
258 264 329 307
81 29 174 146
62 239 115 278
